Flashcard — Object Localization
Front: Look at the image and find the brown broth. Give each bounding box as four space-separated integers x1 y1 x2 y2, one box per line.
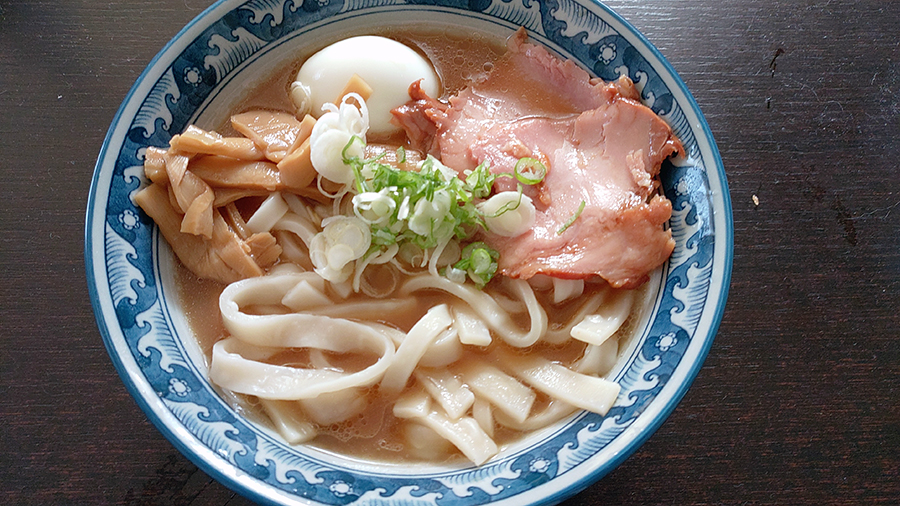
175 263 225 362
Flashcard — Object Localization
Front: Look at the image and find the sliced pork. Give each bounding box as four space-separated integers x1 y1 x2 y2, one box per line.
391 80 446 157
393 29 682 288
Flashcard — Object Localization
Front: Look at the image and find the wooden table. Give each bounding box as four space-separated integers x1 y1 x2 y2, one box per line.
2 0 897 504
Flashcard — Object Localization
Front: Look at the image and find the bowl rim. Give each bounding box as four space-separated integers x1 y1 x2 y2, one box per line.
85 0 733 504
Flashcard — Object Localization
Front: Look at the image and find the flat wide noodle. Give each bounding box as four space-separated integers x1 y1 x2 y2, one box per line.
212 273 395 399
415 409 498 466
258 399 317 444
380 304 453 394
455 360 535 424
400 275 547 347
570 289 634 346
503 351 621 415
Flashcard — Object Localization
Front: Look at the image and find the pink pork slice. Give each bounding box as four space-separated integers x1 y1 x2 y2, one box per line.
393 29 683 288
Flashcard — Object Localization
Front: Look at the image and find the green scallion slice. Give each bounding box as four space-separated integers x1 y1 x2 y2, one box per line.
557 200 586 235
453 242 500 288
514 157 547 185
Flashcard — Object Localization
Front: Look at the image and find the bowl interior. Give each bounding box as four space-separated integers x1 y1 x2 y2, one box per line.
86 1 731 505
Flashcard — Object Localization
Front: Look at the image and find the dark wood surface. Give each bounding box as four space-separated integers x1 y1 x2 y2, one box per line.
1 0 897 504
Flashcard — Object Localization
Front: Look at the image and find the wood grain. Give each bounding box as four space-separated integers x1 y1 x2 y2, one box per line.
0 0 897 504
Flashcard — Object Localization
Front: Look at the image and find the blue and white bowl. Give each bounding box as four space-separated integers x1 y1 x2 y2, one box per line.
85 1 732 504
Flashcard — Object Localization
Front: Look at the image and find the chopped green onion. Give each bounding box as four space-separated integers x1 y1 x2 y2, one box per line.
464 162 496 199
371 227 397 246
514 157 547 185
557 200 586 235
335 138 542 288
486 185 523 218
342 136 368 193
341 152 491 259
453 242 499 288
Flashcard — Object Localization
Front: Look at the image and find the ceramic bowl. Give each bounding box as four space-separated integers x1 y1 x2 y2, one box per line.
86 0 732 504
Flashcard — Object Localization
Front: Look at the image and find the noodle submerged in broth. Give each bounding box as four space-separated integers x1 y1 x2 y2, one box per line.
136 27 679 466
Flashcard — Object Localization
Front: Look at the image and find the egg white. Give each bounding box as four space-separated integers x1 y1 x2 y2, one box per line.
294 36 440 136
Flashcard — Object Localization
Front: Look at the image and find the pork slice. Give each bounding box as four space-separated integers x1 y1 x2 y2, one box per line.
435 29 682 288
390 80 447 156
472 100 679 287
490 195 674 288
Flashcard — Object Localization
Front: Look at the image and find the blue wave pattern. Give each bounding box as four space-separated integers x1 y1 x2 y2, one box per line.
484 0 545 35
101 0 716 504
548 0 613 44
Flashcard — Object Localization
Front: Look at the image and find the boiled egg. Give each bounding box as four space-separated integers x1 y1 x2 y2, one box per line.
291 36 440 137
